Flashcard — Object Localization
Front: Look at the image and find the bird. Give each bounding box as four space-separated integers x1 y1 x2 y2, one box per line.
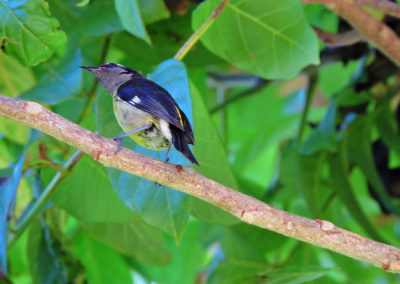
81 63 199 166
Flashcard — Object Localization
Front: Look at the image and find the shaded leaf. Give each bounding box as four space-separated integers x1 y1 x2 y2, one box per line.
48 0 123 36
347 117 400 215
73 231 133 284
300 101 337 155
280 143 325 217
192 0 319 79
0 0 67 66
328 151 386 242
21 48 82 105
81 220 171 266
27 221 66 284
190 82 239 225
139 0 170 24
115 0 151 44
374 104 400 157
51 156 135 223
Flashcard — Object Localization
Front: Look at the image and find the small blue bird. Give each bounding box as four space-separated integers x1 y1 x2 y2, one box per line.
81 63 198 166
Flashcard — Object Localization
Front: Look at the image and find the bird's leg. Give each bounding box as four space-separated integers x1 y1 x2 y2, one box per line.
164 143 172 163
112 123 152 154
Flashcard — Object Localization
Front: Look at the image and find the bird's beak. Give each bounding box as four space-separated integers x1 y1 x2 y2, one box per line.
80 66 99 74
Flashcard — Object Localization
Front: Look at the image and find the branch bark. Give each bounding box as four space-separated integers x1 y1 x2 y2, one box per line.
303 0 400 65
1 94 400 273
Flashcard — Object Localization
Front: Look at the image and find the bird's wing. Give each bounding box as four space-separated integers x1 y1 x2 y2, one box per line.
115 78 185 131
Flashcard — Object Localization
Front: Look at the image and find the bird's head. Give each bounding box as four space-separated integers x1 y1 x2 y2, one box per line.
81 63 142 94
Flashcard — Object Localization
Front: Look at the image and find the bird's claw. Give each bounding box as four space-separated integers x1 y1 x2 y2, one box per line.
112 138 122 154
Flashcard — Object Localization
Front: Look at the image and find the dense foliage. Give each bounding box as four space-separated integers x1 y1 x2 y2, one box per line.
1 0 400 283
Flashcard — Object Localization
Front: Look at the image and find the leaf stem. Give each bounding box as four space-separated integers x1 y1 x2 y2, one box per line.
174 0 230 61
297 69 317 144
7 151 83 247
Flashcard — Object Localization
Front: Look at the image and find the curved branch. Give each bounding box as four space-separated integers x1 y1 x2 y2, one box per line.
304 0 400 65
0 94 400 272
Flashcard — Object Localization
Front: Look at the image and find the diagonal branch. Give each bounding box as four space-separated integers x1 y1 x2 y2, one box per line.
303 0 400 65
0 94 400 272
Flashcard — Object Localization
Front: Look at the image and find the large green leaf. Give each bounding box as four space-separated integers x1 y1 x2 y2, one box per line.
280 143 325 217
21 47 82 105
81 220 171 266
73 231 133 284
192 0 319 79
0 0 67 66
114 0 151 44
96 59 192 243
190 82 239 225
51 156 135 223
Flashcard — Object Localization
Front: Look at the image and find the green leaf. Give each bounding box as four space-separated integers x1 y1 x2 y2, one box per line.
192 0 319 79
96 59 192 243
328 151 386 242
133 221 207 284
374 104 400 157
138 0 170 24
51 156 135 223
0 116 29 145
114 0 151 44
20 47 82 105
80 220 171 266
0 0 67 66
76 0 89 7
189 82 239 225
280 143 325 217
27 221 66 284
347 117 400 215
261 266 331 284
73 231 133 284
48 0 122 36
300 101 337 155
0 53 35 97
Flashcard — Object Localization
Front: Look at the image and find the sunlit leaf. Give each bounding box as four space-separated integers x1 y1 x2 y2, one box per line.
139 0 170 24
0 0 67 66
192 0 319 79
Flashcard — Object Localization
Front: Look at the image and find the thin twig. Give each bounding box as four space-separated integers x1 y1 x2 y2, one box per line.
313 27 364 47
0 94 400 272
174 0 230 61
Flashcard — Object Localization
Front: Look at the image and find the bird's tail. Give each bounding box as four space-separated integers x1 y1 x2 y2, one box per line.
170 126 199 166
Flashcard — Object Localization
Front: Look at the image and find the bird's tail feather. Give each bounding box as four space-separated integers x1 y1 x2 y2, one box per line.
170 126 199 166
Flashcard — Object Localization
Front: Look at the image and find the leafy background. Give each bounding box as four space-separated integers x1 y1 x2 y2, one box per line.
1 0 400 283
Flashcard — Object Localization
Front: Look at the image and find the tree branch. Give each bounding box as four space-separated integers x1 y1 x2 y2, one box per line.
1 94 400 272
303 0 400 65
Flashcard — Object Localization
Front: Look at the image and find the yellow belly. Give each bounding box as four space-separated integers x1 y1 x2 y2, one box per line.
113 97 169 150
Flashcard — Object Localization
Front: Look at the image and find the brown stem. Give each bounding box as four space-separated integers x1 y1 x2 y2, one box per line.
0 94 400 272
304 0 400 66
313 27 364 47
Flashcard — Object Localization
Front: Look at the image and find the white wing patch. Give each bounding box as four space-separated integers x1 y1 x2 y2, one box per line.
131 96 141 105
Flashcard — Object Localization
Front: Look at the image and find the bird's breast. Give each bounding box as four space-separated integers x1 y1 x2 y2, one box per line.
113 98 169 150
